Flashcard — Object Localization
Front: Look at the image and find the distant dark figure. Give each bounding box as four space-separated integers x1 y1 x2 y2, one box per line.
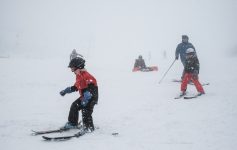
70 49 83 60
134 55 147 70
133 55 158 72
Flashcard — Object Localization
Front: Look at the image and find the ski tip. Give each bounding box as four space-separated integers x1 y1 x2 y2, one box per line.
183 95 198 99
31 133 37 136
42 136 52 141
42 135 76 141
31 130 39 136
112 132 119 136
174 95 183 99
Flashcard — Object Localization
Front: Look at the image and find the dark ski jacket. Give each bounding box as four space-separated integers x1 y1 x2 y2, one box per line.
134 58 146 69
175 42 195 65
184 55 200 74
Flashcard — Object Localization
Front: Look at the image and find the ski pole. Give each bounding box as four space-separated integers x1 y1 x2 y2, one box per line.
158 59 176 84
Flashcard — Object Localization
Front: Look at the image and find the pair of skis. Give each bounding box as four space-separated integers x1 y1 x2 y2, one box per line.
32 127 119 141
32 121 87 141
43 130 86 141
32 128 87 141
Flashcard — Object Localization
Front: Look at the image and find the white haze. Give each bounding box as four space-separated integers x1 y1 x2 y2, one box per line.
1 0 237 61
0 0 237 150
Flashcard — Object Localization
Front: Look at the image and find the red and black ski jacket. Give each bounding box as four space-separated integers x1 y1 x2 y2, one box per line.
71 70 98 104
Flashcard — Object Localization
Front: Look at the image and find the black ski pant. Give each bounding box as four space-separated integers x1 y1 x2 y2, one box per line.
68 98 96 131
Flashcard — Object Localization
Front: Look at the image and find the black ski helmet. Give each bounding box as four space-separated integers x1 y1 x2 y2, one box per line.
68 57 85 69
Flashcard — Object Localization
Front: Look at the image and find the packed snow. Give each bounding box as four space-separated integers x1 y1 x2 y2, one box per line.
1 0 237 150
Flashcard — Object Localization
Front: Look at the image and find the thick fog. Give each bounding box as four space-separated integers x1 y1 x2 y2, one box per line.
1 1 237 149
1 0 237 64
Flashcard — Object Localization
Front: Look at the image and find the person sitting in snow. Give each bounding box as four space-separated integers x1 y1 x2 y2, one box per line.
70 49 83 60
179 48 205 96
133 55 158 72
133 55 147 71
60 57 98 132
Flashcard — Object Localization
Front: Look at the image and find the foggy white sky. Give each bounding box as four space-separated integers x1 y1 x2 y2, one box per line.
0 0 237 61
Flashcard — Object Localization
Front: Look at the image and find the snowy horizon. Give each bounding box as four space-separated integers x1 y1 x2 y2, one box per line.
1 0 237 59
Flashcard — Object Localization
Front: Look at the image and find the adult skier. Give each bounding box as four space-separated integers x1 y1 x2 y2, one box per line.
175 35 196 79
60 57 98 132
179 48 205 96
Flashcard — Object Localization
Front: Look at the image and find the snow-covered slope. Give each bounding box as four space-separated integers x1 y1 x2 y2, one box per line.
1 0 237 149
0 55 237 150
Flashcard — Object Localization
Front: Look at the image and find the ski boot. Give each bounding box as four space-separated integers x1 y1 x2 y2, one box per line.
197 92 205 96
179 91 186 97
60 122 80 130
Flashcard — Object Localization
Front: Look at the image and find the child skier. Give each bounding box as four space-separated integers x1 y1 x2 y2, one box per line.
179 48 205 96
60 57 98 132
